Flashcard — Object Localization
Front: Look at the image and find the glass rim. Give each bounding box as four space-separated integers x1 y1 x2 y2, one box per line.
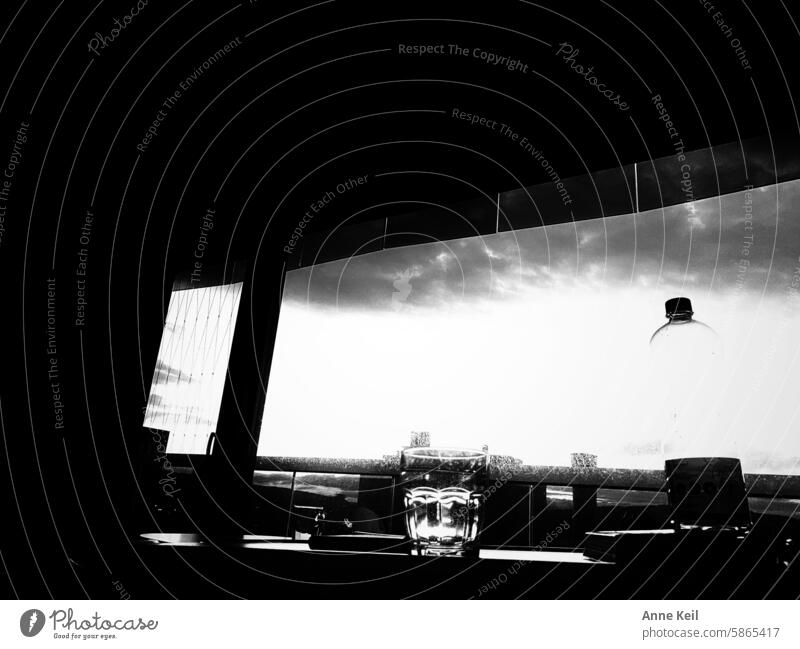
401 446 487 461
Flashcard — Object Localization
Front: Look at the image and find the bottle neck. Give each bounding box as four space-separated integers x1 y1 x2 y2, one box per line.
667 312 693 323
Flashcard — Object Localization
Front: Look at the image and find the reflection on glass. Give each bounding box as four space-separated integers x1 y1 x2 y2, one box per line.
250 470 294 536
250 471 394 539
291 473 391 538
143 282 243 454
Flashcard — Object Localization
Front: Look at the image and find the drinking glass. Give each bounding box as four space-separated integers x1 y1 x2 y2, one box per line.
401 447 489 556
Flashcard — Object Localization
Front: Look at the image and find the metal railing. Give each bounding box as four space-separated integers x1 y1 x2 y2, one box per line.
256 456 800 499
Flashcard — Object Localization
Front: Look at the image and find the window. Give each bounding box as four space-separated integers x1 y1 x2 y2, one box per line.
144 281 243 454
257 179 800 475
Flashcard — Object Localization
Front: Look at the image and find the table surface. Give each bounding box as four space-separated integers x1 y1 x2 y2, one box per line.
130 531 793 598
138 532 607 564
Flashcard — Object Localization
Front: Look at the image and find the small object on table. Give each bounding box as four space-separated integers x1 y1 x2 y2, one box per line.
584 527 746 564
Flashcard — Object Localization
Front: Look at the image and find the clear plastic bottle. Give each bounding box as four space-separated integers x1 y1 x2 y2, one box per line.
649 297 725 461
649 298 751 530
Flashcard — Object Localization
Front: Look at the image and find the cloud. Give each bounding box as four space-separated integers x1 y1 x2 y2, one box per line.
151 362 191 385
687 216 705 229
285 179 800 309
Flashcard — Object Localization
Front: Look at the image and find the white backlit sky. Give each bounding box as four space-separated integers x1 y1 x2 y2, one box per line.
258 180 800 473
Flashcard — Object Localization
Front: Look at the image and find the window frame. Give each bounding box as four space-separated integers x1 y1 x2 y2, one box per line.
143 135 800 504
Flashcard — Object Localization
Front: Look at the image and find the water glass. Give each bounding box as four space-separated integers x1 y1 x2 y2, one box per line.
401 447 489 556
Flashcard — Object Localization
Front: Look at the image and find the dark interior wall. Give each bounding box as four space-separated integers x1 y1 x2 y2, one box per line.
2 0 800 598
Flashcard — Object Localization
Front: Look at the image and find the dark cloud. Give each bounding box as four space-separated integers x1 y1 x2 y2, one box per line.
285 180 800 309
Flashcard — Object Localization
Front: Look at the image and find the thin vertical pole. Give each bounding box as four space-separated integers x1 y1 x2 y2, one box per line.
285 471 297 538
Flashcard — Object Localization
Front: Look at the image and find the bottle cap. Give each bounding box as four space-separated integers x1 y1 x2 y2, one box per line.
665 296 693 317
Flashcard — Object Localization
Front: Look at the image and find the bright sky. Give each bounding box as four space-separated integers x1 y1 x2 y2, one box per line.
144 282 243 454
258 180 800 473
